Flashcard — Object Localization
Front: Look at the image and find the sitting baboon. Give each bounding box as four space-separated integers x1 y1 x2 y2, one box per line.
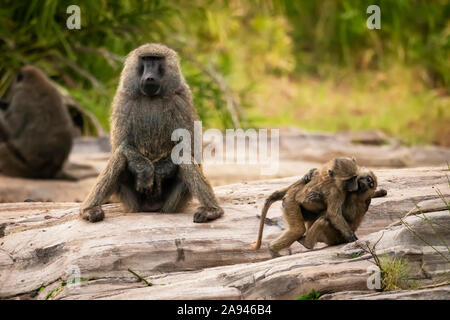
0 99 8 111
298 168 384 249
0 66 73 179
253 157 360 253
80 43 224 223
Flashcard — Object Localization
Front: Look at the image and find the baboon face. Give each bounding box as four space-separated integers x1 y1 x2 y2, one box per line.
343 175 359 192
138 55 166 96
12 66 47 91
357 171 377 193
120 43 183 98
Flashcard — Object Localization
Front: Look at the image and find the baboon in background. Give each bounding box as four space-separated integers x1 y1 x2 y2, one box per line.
0 66 73 179
298 168 384 249
0 99 8 111
253 157 360 253
80 43 224 223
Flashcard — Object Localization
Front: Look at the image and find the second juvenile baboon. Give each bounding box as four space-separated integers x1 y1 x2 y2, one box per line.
253 157 360 253
80 43 224 223
0 66 73 179
298 168 382 249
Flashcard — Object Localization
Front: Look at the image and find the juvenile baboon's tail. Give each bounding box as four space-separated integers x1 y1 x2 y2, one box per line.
251 187 288 250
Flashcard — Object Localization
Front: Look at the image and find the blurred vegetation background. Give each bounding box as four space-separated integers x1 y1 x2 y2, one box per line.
0 0 449 145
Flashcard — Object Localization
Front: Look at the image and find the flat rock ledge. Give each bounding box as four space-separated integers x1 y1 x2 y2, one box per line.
0 166 448 300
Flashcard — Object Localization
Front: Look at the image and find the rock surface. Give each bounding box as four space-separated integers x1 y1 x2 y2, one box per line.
0 167 448 300
277 129 450 167
320 286 450 300
1 132 450 202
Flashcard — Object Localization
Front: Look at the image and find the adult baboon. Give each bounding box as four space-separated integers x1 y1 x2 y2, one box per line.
80 43 224 223
0 99 8 111
0 66 73 179
253 157 360 253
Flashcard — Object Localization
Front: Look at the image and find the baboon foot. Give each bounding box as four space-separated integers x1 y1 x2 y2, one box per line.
344 233 358 243
79 206 105 223
268 246 281 258
297 236 314 249
193 206 224 223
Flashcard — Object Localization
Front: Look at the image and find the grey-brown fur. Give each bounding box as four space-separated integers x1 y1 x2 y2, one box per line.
80 43 223 223
0 65 73 179
252 157 360 253
298 168 381 248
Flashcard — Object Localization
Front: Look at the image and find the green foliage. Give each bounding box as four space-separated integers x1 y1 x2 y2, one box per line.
45 277 96 299
295 289 322 300
282 0 449 87
379 255 419 291
0 0 244 129
128 268 152 286
0 0 448 143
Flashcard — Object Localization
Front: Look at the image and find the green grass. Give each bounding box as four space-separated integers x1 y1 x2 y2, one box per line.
379 255 420 291
69 87 114 131
45 277 96 300
1 1 448 144
295 289 322 300
79 62 449 147
246 66 450 146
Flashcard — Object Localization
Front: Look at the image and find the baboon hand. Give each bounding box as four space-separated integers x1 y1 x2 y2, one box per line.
345 233 358 243
135 162 155 193
193 206 224 223
79 206 105 223
301 168 317 184
307 192 322 202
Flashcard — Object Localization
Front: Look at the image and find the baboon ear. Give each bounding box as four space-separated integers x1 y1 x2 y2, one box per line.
328 169 334 177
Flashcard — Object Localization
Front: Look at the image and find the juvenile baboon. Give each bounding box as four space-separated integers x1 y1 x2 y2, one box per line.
0 66 73 179
80 43 224 223
298 168 381 249
252 157 360 253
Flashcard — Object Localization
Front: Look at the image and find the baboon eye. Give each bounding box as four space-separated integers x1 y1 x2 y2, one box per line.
158 64 165 76
17 72 24 82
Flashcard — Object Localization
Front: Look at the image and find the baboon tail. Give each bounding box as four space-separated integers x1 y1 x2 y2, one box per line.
251 187 288 250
